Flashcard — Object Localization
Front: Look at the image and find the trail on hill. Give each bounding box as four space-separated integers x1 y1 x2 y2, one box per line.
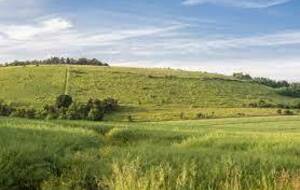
64 66 70 95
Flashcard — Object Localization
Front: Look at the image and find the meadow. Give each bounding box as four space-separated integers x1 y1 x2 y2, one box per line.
1 116 300 190
1 65 300 189
0 65 299 121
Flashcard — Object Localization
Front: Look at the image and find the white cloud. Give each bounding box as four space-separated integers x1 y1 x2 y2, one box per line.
0 18 72 40
183 0 291 8
0 17 185 61
0 15 300 81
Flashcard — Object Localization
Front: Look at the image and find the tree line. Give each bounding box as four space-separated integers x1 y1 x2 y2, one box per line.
233 73 300 98
0 57 109 67
0 95 118 121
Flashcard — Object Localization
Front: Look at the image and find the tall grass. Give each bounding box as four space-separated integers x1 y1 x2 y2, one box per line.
1 116 300 189
104 158 299 190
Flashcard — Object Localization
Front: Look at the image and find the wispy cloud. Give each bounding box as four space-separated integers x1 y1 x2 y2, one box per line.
0 16 185 60
0 18 72 40
182 0 291 8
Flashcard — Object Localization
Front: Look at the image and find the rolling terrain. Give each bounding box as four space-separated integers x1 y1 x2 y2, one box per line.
0 65 299 121
1 65 300 189
1 116 300 189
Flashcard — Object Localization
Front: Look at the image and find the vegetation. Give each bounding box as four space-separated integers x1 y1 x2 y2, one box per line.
0 57 109 67
0 65 300 121
277 83 300 98
233 72 289 88
0 95 119 121
1 63 300 189
1 116 300 189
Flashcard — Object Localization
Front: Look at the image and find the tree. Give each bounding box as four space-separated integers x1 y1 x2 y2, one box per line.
233 73 252 80
56 95 73 108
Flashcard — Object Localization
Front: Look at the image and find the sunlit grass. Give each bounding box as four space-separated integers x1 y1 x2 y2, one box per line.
1 116 300 189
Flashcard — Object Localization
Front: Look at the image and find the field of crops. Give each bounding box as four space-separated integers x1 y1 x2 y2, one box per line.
1 116 300 190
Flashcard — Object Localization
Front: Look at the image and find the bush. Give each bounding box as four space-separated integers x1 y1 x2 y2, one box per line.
233 73 252 80
88 108 104 121
277 109 282 115
103 98 119 113
0 101 14 116
283 110 294 115
127 115 133 122
196 113 205 119
56 95 73 108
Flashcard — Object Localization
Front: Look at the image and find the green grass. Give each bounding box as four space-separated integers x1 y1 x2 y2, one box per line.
1 116 300 189
0 65 299 121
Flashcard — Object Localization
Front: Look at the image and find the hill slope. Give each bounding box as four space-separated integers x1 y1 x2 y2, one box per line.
0 65 299 121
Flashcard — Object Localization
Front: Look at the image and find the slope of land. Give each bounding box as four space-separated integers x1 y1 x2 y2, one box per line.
0 65 299 121
1 116 300 189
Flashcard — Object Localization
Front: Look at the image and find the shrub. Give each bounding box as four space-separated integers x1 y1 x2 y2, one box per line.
248 99 275 108
277 109 282 115
283 110 294 115
56 95 73 108
196 113 205 119
88 108 104 121
233 73 252 80
127 115 133 122
0 101 14 116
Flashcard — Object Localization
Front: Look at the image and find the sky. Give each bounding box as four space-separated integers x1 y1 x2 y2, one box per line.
0 0 299 81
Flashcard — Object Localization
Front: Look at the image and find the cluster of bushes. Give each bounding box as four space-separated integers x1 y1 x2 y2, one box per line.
0 102 38 119
277 83 300 98
233 73 300 98
232 72 253 81
0 95 118 121
277 109 295 115
248 99 300 109
233 73 290 88
195 112 216 119
0 57 109 67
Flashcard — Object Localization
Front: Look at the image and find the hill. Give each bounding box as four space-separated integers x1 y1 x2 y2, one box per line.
0 65 299 121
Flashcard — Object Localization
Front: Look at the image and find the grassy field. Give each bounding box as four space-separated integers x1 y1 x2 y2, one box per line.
0 65 299 121
1 116 300 190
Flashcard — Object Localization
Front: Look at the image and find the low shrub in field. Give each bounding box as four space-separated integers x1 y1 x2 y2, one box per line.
248 99 275 108
248 99 300 109
283 110 294 115
196 112 216 119
277 109 294 116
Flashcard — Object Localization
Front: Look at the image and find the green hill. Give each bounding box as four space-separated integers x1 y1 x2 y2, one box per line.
0 65 299 121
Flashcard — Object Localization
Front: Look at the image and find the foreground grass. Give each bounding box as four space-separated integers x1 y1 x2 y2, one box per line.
1 116 300 189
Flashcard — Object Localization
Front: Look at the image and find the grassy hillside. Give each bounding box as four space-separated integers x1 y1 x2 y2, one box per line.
1 116 300 189
0 65 299 121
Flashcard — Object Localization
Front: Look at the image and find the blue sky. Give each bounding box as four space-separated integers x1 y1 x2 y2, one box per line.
0 0 299 81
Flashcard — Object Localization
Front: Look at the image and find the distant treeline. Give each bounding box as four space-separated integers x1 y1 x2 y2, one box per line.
0 57 109 67
233 72 300 98
0 95 118 121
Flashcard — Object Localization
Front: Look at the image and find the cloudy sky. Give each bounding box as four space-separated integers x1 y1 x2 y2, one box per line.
0 0 299 81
